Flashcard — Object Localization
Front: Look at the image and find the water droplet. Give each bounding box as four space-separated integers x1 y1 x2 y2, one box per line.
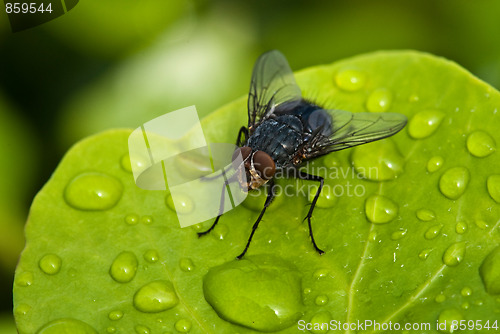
108 310 123 321
303 287 312 295
106 327 116 333
479 245 500 295
133 280 179 313
335 69 366 91
175 319 192 333
435 294 446 303
487 175 500 203
424 225 443 240
408 94 419 102
308 184 337 208
309 311 332 334
461 286 472 297
141 215 153 225
366 88 392 112
322 155 340 168
109 251 138 283
165 193 194 214
179 258 194 272
120 154 132 173
474 299 483 306
408 110 445 139
352 139 404 181
391 229 407 240
143 250 159 263
135 325 150 334
39 254 62 275
439 167 470 200
426 156 444 173
455 222 467 234
368 230 377 242
466 130 496 157
125 213 139 225
212 224 229 240
416 209 436 221
14 303 31 316
475 220 489 230
203 255 304 332
419 249 432 260
313 268 329 279
461 302 470 310
314 295 329 306
437 309 463 333
365 194 398 224
37 318 97 334
64 172 123 211
242 190 283 212
442 242 466 267
15 271 34 287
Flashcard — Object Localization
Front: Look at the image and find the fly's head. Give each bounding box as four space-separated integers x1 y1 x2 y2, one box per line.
232 146 276 190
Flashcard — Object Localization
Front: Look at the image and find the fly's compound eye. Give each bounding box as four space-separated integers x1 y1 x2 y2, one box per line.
252 151 276 180
232 146 252 169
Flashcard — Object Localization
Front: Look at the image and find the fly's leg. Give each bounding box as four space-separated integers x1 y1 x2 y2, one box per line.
297 171 325 255
237 180 276 259
197 179 227 237
236 126 249 146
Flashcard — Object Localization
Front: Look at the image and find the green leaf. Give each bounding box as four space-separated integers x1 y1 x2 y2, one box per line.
14 51 500 333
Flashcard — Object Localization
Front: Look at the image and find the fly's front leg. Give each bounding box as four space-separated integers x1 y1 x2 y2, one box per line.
197 178 227 237
236 126 249 146
297 170 325 255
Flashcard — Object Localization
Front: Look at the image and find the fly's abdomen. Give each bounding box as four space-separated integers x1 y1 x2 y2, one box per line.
248 115 303 167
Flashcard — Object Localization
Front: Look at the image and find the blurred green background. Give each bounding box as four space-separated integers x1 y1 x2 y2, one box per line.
1 0 500 332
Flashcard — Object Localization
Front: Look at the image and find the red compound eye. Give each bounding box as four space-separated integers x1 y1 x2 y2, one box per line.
252 151 276 180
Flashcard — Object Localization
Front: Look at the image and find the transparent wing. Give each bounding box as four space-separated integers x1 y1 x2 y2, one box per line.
304 110 408 159
247 50 302 132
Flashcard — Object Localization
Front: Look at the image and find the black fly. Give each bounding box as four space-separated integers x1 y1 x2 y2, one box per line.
199 50 407 259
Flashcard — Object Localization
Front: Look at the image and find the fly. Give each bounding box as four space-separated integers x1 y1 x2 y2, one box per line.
198 50 407 259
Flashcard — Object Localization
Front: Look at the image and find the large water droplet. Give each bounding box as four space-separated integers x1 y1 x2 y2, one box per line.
37 318 97 334
437 309 463 333
165 193 194 214
175 319 192 333
308 184 337 208
479 246 500 295
442 242 466 267
439 167 470 200
143 250 159 263
466 130 496 157
64 172 123 211
408 110 445 139
427 156 444 173
335 69 366 92
365 194 398 224
15 271 34 286
203 255 303 332
352 140 404 181
487 175 500 203
455 222 467 234
309 311 332 334
39 254 62 275
424 225 443 240
108 310 123 321
109 251 138 283
133 280 179 313
179 258 194 272
366 88 392 112
416 208 436 221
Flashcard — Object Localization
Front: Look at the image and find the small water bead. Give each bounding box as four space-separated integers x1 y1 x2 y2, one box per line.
368 230 377 242
351 139 404 181
365 194 398 224
144 250 159 263
212 224 229 240
133 280 179 313
314 295 329 306
322 154 340 168
461 286 472 297
366 88 392 112
424 225 443 240
461 302 470 310
442 242 466 267
408 110 445 139
335 69 366 91
391 229 407 240
15 271 34 286
106 327 116 333
109 251 138 283
419 249 432 260
125 213 139 225
487 175 500 203
39 254 62 275
135 325 150 334
14 303 31 316
439 167 470 200
475 220 489 230
426 156 444 173
120 154 133 173
455 222 467 234
309 311 332 334
408 94 419 102
37 318 97 334
179 258 194 272
174 319 192 333
303 287 312 295
474 299 484 306
437 309 463 333
313 268 329 279
308 184 337 208
242 189 283 212
435 294 446 303
466 130 496 158
416 209 436 221
64 172 123 211
165 193 194 215
108 310 123 321
141 215 153 225
479 245 500 295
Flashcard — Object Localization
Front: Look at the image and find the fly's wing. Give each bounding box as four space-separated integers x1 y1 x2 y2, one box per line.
247 50 302 133
303 110 408 159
